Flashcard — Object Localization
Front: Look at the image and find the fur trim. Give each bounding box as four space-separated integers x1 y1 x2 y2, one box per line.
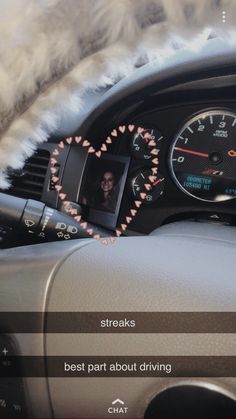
0 0 235 188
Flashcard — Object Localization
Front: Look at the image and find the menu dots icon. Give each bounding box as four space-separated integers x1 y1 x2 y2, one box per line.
222 10 226 23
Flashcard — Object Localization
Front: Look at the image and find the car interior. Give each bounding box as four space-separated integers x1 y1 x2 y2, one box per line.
0 2 236 419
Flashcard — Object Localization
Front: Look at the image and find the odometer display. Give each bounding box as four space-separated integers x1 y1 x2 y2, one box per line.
170 109 236 202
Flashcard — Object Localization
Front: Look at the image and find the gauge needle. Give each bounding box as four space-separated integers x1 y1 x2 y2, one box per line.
174 147 209 158
153 178 164 187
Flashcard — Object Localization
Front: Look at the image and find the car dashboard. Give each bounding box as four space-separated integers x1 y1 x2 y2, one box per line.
0 42 236 419
2 73 236 248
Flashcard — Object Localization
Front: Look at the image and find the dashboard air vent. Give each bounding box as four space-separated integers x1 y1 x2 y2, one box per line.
8 149 50 200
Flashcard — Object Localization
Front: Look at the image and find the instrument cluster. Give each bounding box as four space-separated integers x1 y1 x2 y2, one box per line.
128 109 236 205
100 106 236 234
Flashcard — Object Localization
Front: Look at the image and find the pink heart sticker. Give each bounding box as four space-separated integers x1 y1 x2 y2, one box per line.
148 140 156 147
111 129 117 137
52 176 59 183
80 222 88 229
83 140 90 147
55 185 62 192
151 148 158 156
96 151 102 158
128 125 135 132
101 144 107 152
137 127 144 134
50 125 159 245
69 209 78 216
135 201 142 208
149 175 156 183
66 137 73 145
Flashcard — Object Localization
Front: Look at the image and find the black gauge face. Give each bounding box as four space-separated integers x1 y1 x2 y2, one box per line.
130 170 165 204
131 128 163 160
170 110 236 202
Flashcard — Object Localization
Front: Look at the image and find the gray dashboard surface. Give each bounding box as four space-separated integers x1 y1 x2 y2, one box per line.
0 223 236 418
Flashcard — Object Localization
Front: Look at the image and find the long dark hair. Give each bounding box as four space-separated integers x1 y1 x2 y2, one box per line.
93 170 118 211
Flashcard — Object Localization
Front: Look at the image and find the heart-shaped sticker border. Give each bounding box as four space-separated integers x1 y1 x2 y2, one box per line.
50 125 159 245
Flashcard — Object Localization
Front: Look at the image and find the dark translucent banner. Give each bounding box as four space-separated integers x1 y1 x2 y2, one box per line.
1 356 236 377
0 312 236 333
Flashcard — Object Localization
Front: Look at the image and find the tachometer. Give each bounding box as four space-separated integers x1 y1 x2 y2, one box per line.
170 109 236 202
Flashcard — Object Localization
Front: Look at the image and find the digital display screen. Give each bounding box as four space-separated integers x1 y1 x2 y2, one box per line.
80 154 130 228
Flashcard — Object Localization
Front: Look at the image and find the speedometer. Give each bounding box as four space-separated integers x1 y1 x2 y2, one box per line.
170 109 236 202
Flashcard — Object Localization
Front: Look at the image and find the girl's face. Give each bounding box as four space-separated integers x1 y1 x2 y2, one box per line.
101 171 114 192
